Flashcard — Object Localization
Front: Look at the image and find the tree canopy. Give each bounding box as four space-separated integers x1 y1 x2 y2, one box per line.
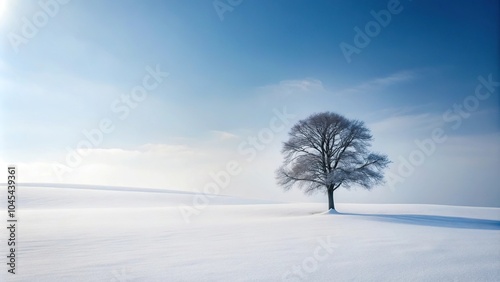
276 112 390 210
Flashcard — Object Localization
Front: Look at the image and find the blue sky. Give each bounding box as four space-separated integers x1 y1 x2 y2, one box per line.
1 0 499 207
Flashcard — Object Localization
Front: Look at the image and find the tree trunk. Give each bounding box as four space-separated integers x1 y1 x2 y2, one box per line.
328 188 335 210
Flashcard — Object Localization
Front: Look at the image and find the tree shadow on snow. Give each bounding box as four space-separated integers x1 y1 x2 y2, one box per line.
338 212 500 230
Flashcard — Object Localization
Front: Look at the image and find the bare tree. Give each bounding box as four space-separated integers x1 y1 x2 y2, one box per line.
276 112 390 211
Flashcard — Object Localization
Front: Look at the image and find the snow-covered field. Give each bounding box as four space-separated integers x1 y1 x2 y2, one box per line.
1 184 499 281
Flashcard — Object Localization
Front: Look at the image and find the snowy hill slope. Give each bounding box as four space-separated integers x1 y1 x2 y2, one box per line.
1 184 499 281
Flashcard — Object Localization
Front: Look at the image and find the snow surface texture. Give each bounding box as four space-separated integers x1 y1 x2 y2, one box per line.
1 184 499 281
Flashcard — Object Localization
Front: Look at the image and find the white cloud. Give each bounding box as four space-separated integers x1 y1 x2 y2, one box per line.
138 143 196 156
210 130 238 141
370 113 445 135
339 70 416 95
258 78 325 96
